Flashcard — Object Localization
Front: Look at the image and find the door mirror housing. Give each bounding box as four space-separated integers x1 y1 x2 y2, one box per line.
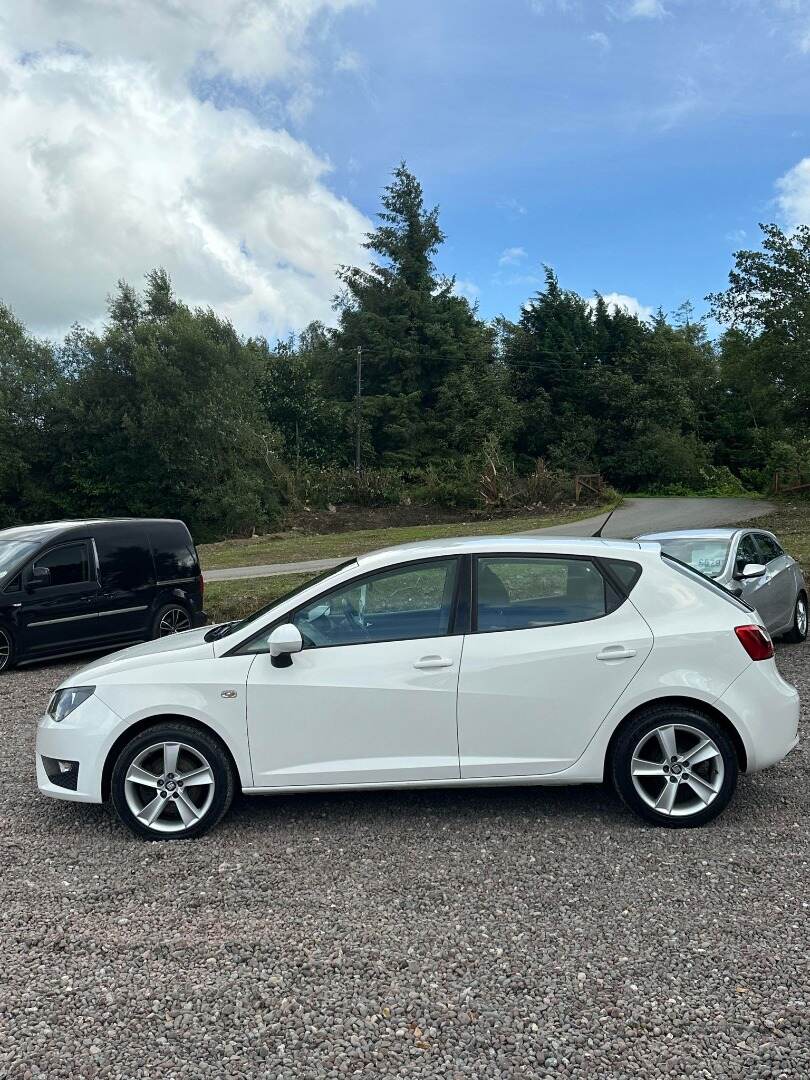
734 562 766 582
268 623 304 667
28 565 51 590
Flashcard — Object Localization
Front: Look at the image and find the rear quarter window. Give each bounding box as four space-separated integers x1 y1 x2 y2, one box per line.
148 522 199 582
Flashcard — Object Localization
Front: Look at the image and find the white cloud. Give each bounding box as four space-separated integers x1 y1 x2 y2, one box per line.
775 157 810 227
499 246 528 266
587 30 612 51
589 293 654 320
0 1 370 338
453 279 481 303
624 0 667 16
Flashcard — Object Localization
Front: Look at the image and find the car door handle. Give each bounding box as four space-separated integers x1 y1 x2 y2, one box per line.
413 655 455 670
596 646 637 661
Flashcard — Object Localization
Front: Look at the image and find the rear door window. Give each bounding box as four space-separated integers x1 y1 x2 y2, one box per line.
148 522 199 582
754 534 784 564
475 556 611 633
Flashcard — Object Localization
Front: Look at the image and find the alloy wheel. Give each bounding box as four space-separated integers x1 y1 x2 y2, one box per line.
797 597 807 638
158 607 191 636
124 741 215 833
630 723 725 818
0 629 10 672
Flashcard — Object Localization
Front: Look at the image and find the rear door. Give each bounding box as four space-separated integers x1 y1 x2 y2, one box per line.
95 524 156 642
20 540 102 657
457 554 653 777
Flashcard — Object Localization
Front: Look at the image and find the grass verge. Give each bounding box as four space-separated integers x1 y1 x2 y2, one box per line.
198 504 613 571
205 574 312 624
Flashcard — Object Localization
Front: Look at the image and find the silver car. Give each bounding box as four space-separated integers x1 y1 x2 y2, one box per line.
636 527 807 642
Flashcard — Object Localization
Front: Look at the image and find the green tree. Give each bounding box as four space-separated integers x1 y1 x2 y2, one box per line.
0 305 63 528
40 274 282 539
332 163 506 463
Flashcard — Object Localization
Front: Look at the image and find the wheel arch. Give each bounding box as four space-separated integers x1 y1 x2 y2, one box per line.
101 713 244 801
605 695 748 774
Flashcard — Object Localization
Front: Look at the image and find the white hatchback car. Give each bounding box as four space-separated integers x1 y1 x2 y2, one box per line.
37 537 800 839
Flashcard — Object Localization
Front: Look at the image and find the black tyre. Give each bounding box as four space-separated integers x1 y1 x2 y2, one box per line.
783 592 808 644
111 722 235 840
611 704 738 828
152 602 192 639
0 624 15 673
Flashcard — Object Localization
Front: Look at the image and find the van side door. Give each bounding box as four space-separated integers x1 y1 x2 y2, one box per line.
95 525 156 643
20 541 102 658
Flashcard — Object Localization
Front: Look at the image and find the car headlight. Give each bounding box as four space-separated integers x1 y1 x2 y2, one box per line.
48 686 95 722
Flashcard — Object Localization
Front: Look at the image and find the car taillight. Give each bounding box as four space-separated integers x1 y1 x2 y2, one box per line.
735 624 774 661
198 572 205 602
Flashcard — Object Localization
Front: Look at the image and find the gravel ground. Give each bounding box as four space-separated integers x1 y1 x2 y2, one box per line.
1 646 808 1079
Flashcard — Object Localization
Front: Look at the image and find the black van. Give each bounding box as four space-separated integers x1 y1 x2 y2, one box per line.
0 519 206 671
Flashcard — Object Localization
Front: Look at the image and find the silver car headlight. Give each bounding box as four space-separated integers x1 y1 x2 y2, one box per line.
48 686 95 722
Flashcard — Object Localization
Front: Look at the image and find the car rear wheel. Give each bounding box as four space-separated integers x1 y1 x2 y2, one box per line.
783 593 808 644
0 626 15 673
611 705 738 828
152 603 192 639
110 723 234 840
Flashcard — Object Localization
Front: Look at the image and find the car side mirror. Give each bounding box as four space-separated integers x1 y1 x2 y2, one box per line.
269 623 304 668
28 565 51 590
734 562 766 582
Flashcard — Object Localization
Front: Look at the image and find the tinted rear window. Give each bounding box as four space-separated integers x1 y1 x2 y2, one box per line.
148 522 199 581
96 526 155 590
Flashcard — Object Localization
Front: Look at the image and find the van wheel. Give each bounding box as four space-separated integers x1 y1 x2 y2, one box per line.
611 705 738 828
152 603 192 639
783 593 808 644
110 722 234 840
0 626 15 673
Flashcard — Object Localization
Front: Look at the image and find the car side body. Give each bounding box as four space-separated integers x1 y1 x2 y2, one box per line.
635 527 807 639
0 518 206 670
36 535 799 836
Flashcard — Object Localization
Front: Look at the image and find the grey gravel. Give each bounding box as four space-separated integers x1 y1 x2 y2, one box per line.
1 644 808 1079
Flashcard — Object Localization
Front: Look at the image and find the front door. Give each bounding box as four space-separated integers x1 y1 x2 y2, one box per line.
458 554 653 777
245 557 463 788
752 533 796 632
21 541 102 657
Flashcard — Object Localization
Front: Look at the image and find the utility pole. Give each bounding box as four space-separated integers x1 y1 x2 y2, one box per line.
354 345 362 476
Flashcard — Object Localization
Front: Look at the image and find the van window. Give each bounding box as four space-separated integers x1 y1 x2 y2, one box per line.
148 522 198 582
96 528 155 591
34 543 92 587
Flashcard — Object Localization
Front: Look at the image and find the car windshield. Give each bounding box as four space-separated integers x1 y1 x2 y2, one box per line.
0 540 39 582
654 538 731 579
204 559 358 641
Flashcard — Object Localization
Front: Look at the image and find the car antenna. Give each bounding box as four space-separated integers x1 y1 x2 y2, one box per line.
592 506 616 538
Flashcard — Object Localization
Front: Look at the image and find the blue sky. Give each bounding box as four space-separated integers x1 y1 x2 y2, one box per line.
3 0 810 337
295 0 810 323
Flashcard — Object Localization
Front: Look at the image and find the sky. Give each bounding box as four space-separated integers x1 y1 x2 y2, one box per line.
1 0 810 340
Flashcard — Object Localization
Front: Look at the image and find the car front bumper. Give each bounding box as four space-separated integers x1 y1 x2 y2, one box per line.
36 693 123 804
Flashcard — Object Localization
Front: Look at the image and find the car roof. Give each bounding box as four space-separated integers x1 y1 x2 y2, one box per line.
0 519 185 544
357 534 648 569
636 528 742 541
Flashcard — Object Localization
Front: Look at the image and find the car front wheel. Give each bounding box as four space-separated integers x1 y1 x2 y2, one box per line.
784 592 808 644
611 705 738 828
110 723 235 840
